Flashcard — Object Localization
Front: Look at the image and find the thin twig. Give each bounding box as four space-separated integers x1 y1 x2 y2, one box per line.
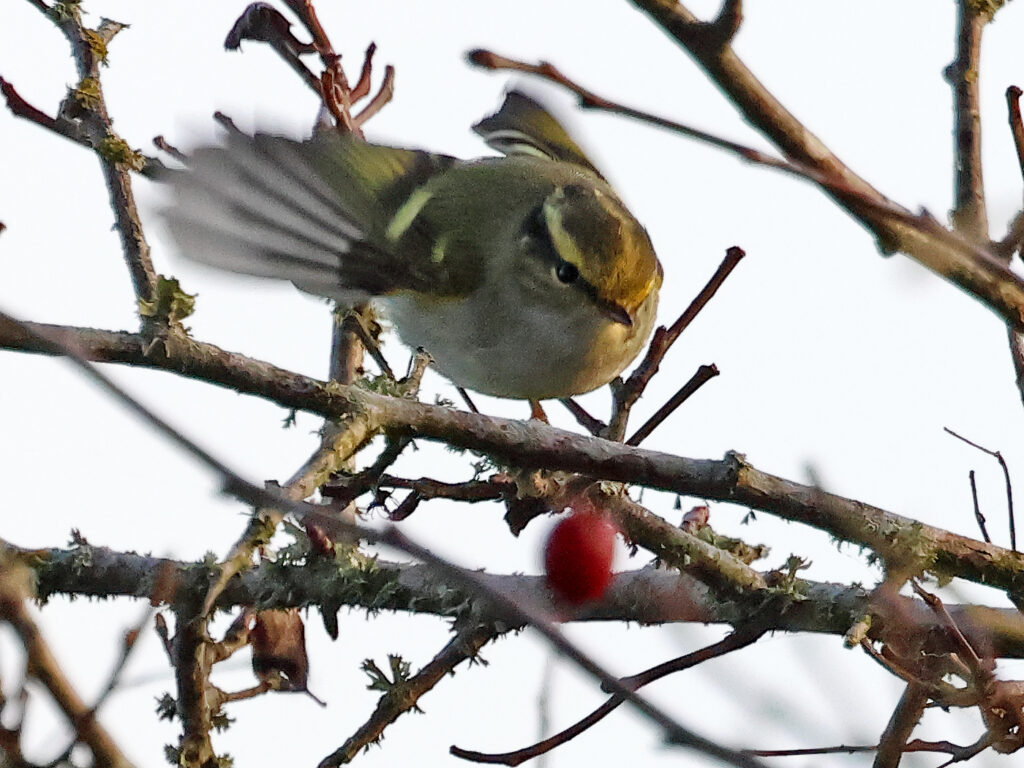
0 75 60 131
1 75 164 177
466 48 994 243
944 427 1016 551
608 247 743 441
456 386 480 414
0 574 134 768
746 744 875 757
321 437 411 504
626 363 719 446
24 4 158 303
340 309 393 379
320 625 499 767
746 740 990 759
353 64 395 128
558 397 606 436
1008 86 1024 186
969 470 991 543
451 626 765 766
349 43 377 101
373 474 510 503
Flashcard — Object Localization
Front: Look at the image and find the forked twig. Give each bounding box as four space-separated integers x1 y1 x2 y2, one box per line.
944 427 1016 551
451 625 766 766
608 246 744 441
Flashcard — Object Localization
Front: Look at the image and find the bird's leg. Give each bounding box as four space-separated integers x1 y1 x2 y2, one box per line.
529 400 550 422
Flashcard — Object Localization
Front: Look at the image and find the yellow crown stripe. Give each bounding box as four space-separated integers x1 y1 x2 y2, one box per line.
542 197 586 269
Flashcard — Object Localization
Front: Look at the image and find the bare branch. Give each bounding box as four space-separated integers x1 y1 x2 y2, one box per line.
947 0 990 239
25 3 158 303
353 64 395 128
873 682 930 768
0 564 134 768
609 246 744 440
487 1 1024 331
626 363 719 446
944 427 1016 551
970 470 992 543
451 626 765 766
320 625 499 767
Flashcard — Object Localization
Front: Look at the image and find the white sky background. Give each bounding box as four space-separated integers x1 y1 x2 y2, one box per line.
3 1 1024 766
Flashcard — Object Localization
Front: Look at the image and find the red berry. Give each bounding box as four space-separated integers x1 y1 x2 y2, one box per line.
544 512 618 605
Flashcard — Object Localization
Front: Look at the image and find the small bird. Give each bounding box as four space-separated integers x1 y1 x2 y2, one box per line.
164 92 662 401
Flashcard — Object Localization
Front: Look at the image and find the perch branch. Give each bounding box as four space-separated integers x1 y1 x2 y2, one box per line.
3 318 1024 597
0 313 761 768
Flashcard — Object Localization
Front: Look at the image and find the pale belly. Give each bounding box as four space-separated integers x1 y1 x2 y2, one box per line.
380 291 655 400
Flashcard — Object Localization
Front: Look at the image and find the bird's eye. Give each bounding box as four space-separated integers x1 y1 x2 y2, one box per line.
555 260 579 284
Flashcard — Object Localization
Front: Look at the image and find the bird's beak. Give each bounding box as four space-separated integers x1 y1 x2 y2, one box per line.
599 300 633 327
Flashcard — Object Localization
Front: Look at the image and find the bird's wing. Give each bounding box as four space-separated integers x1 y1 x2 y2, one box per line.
164 131 469 302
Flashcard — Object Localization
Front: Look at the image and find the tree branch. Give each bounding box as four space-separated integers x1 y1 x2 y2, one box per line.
619 0 1024 329
0 561 133 768
26 3 158 304
19 543 1024 658
3 318 1024 597
320 625 500 767
948 0 991 239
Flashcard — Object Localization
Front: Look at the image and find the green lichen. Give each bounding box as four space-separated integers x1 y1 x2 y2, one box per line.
210 710 234 732
354 373 404 397
48 0 81 23
767 555 812 596
363 654 414 694
695 526 770 565
163 745 180 766
138 275 197 324
82 28 109 64
968 0 1007 20
97 134 146 171
72 76 101 111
